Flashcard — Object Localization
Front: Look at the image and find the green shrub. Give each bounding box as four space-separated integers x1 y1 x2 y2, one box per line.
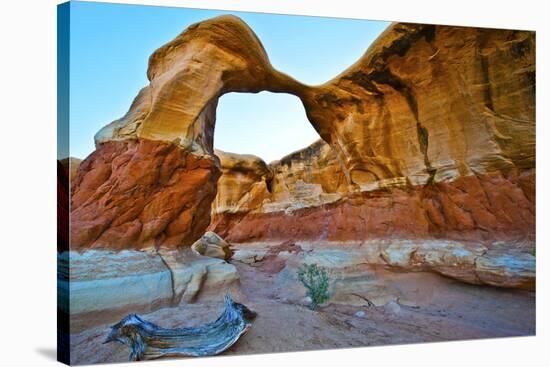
298 263 330 310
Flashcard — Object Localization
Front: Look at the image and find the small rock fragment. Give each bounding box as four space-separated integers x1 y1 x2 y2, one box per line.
385 301 401 315
354 311 366 318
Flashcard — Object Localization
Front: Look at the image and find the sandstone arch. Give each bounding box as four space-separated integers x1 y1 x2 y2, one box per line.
71 16 535 250
71 15 316 250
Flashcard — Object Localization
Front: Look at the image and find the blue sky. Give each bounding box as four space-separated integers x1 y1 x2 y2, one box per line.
66 1 389 162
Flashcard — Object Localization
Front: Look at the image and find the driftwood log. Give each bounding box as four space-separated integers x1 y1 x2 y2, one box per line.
103 294 256 361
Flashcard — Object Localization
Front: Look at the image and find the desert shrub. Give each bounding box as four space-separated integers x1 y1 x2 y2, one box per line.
298 263 330 310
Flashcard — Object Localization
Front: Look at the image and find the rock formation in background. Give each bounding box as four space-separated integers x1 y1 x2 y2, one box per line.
71 15 535 250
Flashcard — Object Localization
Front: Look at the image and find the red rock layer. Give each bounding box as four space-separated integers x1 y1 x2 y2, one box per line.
70 140 220 250
209 169 535 243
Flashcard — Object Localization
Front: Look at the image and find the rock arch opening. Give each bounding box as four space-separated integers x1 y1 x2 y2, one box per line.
214 91 320 164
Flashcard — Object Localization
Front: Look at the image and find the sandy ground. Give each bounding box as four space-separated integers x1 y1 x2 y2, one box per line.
70 256 535 365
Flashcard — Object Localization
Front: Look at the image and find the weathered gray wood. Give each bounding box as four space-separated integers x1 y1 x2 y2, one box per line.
103 294 256 361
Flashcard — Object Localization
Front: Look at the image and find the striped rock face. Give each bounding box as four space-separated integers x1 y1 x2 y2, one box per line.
71 15 535 250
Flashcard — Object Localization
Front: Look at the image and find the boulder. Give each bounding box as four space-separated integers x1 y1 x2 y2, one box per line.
191 231 234 260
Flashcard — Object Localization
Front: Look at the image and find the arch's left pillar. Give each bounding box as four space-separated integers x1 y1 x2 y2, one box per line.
70 15 307 250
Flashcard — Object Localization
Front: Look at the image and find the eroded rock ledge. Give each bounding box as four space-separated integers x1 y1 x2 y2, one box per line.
232 240 535 298
210 151 534 243
71 15 535 250
59 248 240 332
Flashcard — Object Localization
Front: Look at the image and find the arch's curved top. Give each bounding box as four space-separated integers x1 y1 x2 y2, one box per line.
95 16 534 186
95 15 309 157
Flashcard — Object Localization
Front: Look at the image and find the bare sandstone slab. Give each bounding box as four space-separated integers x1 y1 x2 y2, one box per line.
61 249 240 331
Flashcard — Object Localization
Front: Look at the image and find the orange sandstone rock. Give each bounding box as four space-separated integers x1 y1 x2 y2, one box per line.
210 167 535 243
210 22 535 245
299 24 535 187
71 16 535 250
